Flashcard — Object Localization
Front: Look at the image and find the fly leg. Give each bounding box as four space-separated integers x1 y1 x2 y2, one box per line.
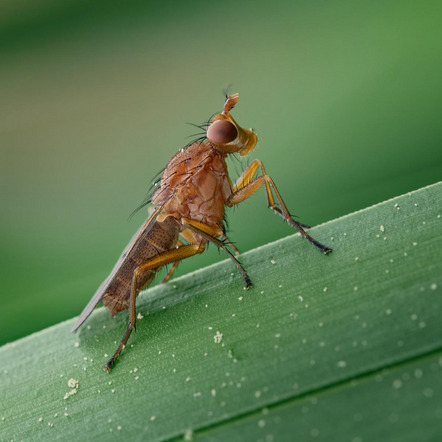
160 229 199 284
161 240 184 284
222 235 240 255
161 230 240 284
161 261 180 284
182 218 252 288
226 160 332 254
104 243 206 371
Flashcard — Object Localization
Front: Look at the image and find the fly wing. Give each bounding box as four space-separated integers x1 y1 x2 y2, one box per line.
71 205 166 333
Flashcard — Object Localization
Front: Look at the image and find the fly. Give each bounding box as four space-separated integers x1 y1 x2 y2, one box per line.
71 93 332 371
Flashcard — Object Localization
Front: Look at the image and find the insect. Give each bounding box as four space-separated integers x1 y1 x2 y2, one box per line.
72 93 331 371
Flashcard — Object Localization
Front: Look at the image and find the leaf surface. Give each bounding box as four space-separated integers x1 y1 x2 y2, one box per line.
1 182 441 441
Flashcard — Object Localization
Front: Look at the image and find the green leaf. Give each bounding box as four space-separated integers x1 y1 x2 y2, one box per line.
1 182 441 441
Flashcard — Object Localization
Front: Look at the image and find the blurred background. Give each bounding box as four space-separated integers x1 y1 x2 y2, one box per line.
1 0 441 345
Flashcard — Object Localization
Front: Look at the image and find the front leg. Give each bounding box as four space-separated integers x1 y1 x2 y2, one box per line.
227 160 332 254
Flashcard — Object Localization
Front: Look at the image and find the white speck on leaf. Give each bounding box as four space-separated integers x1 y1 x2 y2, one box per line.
423 388 434 398
214 331 223 344
64 379 79 400
311 428 319 437
392 379 402 389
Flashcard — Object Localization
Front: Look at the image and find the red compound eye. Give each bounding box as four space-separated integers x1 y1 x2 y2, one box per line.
207 120 237 144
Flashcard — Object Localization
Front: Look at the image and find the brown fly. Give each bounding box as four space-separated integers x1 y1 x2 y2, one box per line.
72 93 331 371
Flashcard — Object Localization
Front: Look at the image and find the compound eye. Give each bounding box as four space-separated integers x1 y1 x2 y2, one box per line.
207 120 237 145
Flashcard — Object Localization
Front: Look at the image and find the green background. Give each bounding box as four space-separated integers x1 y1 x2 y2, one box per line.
1 0 441 346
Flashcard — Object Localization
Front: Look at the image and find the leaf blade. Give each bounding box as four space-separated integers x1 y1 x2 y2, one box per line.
0 182 441 441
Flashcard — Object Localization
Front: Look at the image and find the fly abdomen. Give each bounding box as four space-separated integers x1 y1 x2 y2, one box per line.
103 216 180 315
